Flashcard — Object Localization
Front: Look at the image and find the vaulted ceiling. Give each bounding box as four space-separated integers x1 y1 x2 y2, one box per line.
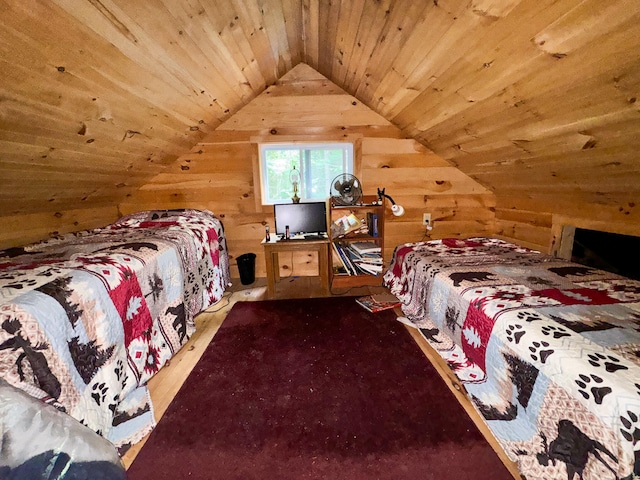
1 0 639 220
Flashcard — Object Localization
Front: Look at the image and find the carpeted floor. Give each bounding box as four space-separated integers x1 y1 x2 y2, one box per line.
127 297 514 480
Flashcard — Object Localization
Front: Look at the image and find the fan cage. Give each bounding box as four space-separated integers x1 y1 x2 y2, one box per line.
330 174 363 206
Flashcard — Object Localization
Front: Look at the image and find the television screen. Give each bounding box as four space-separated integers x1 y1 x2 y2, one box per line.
274 202 327 236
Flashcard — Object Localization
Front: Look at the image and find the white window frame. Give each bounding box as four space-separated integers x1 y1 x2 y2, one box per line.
258 142 354 205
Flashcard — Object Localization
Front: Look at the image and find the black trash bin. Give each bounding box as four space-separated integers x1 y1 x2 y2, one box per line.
237 253 256 285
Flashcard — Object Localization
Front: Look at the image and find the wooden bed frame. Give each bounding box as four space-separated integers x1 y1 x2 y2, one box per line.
402 319 523 479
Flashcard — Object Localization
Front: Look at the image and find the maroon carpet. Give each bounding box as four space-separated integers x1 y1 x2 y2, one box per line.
127 297 514 480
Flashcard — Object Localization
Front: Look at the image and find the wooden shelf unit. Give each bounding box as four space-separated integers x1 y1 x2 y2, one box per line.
329 195 385 289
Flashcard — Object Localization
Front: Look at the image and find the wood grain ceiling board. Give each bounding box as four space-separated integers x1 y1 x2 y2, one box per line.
0 0 637 226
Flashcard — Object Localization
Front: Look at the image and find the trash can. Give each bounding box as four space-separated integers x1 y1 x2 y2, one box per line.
237 253 256 285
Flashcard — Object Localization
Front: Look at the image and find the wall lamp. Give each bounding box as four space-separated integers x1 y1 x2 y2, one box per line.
377 188 405 217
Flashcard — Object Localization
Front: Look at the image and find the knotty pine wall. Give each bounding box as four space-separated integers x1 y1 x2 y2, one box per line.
302 0 640 253
1 1 639 255
0 208 121 250
120 64 495 279
0 0 304 250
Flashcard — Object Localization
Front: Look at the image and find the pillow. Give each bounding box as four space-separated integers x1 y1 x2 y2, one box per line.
113 209 191 226
441 238 482 248
0 379 126 480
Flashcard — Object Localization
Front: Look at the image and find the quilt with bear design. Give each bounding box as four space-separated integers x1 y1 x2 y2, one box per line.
0 209 230 451
384 237 640 480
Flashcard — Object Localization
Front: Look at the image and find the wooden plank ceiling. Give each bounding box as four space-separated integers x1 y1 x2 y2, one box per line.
0 0 638 221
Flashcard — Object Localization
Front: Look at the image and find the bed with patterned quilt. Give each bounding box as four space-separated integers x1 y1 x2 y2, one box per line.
383 237 640 480
0 209 230 475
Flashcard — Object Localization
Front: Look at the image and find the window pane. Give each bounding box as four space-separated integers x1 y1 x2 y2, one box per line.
263 149 300 203
260 143 353 204
308 149 348 200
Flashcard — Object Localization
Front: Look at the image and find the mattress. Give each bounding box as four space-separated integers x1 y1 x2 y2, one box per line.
0 209 230 449
384 237 640 480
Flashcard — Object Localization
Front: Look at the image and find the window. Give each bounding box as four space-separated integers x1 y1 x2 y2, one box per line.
259 142 354 204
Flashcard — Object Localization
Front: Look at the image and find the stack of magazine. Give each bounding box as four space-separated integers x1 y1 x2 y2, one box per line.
355 293 401 312
332 240 382 276
330 213 367 239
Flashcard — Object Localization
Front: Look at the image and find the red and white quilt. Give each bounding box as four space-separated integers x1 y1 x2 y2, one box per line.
384 237 640 480
0 209 230 449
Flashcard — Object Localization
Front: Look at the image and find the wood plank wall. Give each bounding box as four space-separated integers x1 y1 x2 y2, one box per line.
2 0 637 254
0 208 120 249
0 0 304 249
301 0 640 254
120 64 495 279
495 195 640 255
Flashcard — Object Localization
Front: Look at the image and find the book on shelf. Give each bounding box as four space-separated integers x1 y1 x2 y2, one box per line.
353 255 382 264
349 241 381 255
353 262 383 275
333 242 357 275
330 213 367 239
331 242 349 275
332 242 349 275
366 212 379 237
355 293 401 313
343 244 364 275
339 243 383 275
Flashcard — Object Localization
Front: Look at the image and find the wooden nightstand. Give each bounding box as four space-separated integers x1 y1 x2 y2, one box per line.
262 237 330 297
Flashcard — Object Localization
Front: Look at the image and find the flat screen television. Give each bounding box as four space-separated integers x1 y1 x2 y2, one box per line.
274 202 327 236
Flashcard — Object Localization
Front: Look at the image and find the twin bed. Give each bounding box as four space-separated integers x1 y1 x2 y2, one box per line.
0 209 230 476
384 237 640 480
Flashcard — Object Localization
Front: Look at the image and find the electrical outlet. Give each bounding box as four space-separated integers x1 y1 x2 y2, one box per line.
422 213 431 226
